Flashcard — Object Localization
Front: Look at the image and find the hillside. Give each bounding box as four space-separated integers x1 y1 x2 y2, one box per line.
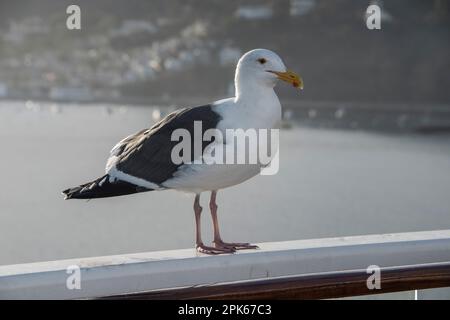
0 0 449 104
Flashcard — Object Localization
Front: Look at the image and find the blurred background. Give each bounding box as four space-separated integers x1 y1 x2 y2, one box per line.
0 1 450 297
1 0 450 128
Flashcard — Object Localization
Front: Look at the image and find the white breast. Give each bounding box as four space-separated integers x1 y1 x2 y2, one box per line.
162 90 282 193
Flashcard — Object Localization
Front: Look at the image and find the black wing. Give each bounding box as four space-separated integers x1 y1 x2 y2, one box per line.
109 104 222 185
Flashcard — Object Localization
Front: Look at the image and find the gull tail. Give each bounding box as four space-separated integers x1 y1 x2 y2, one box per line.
62 174 152 200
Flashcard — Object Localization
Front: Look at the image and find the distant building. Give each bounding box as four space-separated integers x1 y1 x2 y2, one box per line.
235 5 273 20
164 57 184 72
3 17 49 44
290 0 316 17
111 20 157 37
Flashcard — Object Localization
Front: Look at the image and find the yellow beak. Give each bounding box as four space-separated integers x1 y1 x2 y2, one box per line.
268 70 303 90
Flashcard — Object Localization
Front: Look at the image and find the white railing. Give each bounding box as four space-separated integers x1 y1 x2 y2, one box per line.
1 230 450 299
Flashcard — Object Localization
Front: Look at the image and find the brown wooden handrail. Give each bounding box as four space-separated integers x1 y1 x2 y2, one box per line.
101 262 450 300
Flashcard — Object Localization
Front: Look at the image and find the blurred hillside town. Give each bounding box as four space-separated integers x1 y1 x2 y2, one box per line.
0 0 449 105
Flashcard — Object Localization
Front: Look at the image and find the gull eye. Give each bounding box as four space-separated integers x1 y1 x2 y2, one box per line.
257 58 267 64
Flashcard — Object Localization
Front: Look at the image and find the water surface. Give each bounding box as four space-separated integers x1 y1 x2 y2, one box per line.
1 101 450 265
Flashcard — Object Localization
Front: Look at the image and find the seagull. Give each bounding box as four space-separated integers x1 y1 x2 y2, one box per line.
63 49 303 254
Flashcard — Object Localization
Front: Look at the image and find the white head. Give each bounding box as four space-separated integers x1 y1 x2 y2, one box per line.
234 49 303 98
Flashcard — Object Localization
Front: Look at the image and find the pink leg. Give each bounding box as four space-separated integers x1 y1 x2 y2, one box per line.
210 191 259 251
194 194 234 255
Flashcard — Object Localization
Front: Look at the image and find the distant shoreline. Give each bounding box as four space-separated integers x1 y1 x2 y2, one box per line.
1 97 450 133
1 96 449 112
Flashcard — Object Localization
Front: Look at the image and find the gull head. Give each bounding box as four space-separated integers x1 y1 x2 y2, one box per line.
235 49 303 94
